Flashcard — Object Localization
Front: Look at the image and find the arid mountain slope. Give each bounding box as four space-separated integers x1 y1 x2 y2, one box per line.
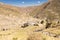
0 0 60 40
0 3 20 16
0 2 45 30
0 0 60 21
29 0 60 21
0 3 32 16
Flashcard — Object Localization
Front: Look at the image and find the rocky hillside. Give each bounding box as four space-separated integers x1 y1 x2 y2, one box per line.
0 2 46 30
0 2 32 16
0 0 60 40
29 0 60 21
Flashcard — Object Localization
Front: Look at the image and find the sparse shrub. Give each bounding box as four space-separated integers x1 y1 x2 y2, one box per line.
34 24 39 26
41 20 44 24
2 28 8 31
2 28 5 31
43 38 46 40
12 38 18 40
46 23 52 29
21 23 29 28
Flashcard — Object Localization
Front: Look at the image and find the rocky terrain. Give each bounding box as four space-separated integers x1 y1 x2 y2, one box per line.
0 0 60 40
